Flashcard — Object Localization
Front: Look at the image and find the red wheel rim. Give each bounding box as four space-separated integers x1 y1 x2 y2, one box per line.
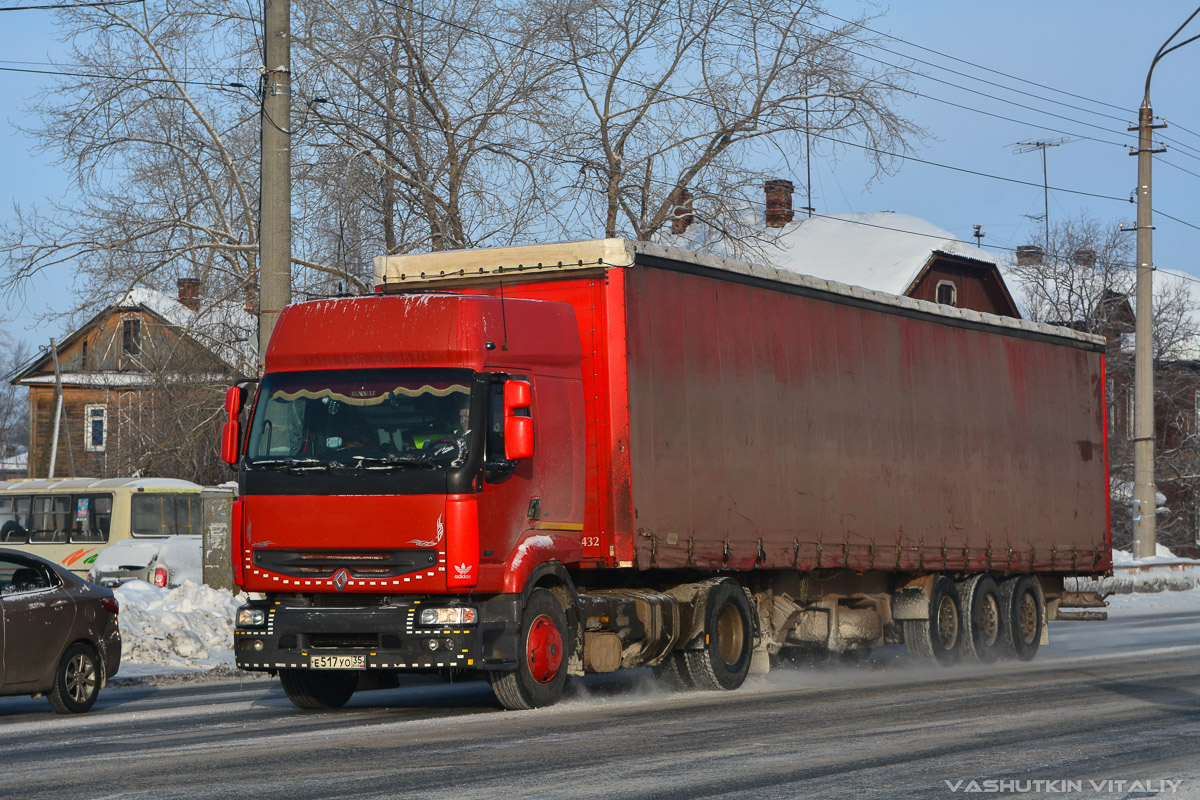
526 614 563 684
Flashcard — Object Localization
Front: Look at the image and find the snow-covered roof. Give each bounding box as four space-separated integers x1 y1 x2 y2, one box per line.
0 450 27 472
19 371 229 387
763 211 998 295
116 287 257 375
0 477 202 493
1001 257 1200 361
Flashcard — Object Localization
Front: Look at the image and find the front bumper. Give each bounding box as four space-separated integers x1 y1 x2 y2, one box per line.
234 596 520 673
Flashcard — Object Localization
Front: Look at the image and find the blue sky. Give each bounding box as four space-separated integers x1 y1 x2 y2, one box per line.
2 1 1199 351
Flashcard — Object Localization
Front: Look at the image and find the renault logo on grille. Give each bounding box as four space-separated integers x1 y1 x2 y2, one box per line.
333 569 350 592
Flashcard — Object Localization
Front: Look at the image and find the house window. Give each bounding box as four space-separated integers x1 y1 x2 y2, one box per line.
935 280 958 307
123 318 141 357
85 405 107 452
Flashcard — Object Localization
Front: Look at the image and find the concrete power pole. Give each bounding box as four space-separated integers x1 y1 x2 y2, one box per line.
1130 7 1200 560
1131 103 1164 560
259 0 291 372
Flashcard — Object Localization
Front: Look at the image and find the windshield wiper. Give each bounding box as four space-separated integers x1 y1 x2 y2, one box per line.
247 457 335 472
348 455 438 470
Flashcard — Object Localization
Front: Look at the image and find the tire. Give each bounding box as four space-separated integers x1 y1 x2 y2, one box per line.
279 668 358 710
490 588 569 710
683 578 754 691
652 652 693 690
903 575 961 666
957 574 1003 664
47 643 102 714
998 575 1043 661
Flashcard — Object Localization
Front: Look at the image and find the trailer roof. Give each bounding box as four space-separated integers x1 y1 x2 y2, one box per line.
374 239 1105 348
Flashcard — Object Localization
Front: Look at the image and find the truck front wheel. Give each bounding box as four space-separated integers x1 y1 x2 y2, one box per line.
490 588 569 710
684 578 754 691
279 669 357 710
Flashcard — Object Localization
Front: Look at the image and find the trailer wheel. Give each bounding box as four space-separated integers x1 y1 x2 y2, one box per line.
278 668 357 710
957 574 1003 664
903 575 961 666
998 576 1043 661
490 588 569 709
684 578 753 691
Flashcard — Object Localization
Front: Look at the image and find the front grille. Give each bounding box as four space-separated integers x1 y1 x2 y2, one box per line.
308 594 391 608
254 549 438 578
307 633 380 649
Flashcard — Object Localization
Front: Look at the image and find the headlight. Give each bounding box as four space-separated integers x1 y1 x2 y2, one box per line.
418 606 477 625
237 608 266 627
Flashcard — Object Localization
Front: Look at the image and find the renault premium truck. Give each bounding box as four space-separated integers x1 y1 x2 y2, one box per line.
225 238 1110 710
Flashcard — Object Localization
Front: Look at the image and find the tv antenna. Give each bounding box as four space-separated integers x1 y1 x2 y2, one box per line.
1012 137 1076 254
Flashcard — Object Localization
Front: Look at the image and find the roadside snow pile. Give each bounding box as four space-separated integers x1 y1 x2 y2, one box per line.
114 580 246 670
1067 544 1200 594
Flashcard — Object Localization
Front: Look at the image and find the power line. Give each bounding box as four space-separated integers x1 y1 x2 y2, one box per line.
8 1 1199 248
815 8 1131 116
0 0 142 10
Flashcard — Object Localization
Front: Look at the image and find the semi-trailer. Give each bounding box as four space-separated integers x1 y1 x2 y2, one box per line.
226 238 1110 710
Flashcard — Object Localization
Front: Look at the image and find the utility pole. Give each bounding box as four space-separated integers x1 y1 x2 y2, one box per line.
259 0 292 373
1130 7 1200 560
973 224 986 249
1131 104 1165 559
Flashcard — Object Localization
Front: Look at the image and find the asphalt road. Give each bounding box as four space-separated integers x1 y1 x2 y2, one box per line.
3 611 1199 800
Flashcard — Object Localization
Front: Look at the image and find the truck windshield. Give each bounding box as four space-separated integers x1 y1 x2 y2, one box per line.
245 368 473 470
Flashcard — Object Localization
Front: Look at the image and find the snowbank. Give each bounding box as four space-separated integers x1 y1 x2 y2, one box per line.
1067 544 1200 594
113 580 245 673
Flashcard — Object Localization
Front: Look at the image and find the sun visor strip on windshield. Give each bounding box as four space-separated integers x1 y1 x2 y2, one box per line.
268 383 471 406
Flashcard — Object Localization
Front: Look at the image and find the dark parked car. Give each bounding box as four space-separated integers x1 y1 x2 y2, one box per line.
0 547 121 713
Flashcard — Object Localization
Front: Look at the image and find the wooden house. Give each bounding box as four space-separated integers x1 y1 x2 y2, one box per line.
11 281 255 481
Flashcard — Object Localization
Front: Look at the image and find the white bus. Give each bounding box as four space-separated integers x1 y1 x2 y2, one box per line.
0 478 203 580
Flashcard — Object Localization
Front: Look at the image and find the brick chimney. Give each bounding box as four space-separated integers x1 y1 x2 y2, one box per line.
176 277 201 311
1015 245 1043 266
764 179 794 228
243 284 258 315
670 187 694 235
1073 248 1097 268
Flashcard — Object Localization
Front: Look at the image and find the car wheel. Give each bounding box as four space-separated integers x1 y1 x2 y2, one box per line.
278 669 358 710
47 643 102 714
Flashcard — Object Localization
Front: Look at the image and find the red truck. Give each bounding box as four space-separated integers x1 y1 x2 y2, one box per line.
224 238 1110 710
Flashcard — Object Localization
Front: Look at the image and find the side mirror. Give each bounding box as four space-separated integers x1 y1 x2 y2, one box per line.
220 385 243 464
503 379 533 460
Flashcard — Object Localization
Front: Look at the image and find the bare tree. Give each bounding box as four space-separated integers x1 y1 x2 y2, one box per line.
1008 214 1200 554
0 0 267 321
291 0 569 268
3 0 926 306
0 334 32 460
535 0 921 253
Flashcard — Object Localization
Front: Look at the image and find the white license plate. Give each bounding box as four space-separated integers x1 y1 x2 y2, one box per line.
309 654 366 669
